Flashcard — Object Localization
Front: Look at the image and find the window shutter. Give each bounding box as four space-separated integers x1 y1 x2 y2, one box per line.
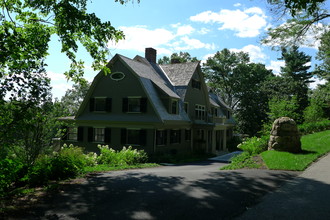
88 127 93 142
140 98 147 113
104 128 111 143
89 98 95 112
61 126 68 140
78 127 84 141
122 98 128 112
106 98 112 112
121 128 127 145
140 129 147 146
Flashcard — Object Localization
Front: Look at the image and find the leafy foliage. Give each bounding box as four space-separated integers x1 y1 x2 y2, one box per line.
298 119 330 134
97 145 148 166
268 96 300 122
0 158 24 196
237 136 269 155
158 51 199 64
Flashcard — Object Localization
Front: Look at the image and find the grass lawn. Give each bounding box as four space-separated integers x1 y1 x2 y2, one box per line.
83 163 159 173
261 130 330 171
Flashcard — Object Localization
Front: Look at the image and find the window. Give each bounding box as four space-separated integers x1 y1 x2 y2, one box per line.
90 97 112 112
88 127 111 143
195 104 206 120
170 130 181 144
122 97 147 113
156 130 167 146
67 127 78 141
185 129 191 141
184 102 188 113
197 129 205 141
192 79 201 89
170 99 178 114
94 128 105 142
121 129 147 146
110 72 125 81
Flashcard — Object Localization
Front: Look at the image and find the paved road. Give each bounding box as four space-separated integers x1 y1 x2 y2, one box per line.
6 162 298 220
237 153 330 220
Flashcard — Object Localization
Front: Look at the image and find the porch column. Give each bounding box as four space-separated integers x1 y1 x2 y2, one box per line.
223 129 227 151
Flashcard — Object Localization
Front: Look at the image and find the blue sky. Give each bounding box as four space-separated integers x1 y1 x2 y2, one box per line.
47 0 328 99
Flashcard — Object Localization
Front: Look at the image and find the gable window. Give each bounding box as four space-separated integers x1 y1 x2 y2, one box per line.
122 97 147 113
121 128 147 146
88 127 111 143
192 79 201 90
170 99 178 114
170 129 181 144
185 129 191 141
156 130 167 146
90 97 112 112
212 107 219 117
195 104 206 120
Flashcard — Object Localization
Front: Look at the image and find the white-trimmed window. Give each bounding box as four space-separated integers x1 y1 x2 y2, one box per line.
122 97 147 113
195 104 206 120
90 97 112 112
94 128 105 142
67 127 78 141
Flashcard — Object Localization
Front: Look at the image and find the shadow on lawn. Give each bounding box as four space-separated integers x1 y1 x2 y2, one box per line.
5 167 328 220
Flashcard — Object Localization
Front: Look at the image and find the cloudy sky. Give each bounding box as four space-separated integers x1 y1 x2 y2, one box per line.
46 0 328 99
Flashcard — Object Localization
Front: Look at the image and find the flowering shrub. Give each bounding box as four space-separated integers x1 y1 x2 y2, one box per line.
238 136 269 155
97 145 148 166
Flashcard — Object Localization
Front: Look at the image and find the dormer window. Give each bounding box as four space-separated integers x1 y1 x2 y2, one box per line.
192 79 201 90
170 99 178 114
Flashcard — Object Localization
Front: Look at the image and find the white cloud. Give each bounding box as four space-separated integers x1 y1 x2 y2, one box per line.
230 45 267 63
266 60 285 75
110 26 175 52
190 7 267 37
176 25 195 36
234 3 241 7
109 25 214 55
199 28 211 35
309 77 327 89
48 71 67 82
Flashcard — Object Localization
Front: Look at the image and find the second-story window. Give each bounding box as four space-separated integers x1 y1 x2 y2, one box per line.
195 104 206 120
170 99 178 114
90 97 112 112
122 97 147 113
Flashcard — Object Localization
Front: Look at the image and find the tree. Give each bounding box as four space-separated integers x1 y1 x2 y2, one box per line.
203 48 250 109
264 0 329 48
60 80 91 115
232 63 273 136
278 46 313 121
268 95 300 122
158 52 199 64
0 0 137 100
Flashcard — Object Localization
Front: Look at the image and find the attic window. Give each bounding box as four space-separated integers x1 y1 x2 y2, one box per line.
192 79 201 89
110 72 125 81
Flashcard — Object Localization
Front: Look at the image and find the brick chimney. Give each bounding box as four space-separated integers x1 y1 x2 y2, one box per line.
145 48 157 63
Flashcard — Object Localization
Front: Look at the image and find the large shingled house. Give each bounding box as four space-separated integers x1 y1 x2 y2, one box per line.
60 48 235 155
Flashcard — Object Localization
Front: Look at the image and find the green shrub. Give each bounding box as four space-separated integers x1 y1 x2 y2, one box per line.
0 158 24 195
238 136 269 155
97 145 148 166
24 144 88 186
227 136 242 152
298 120 330 135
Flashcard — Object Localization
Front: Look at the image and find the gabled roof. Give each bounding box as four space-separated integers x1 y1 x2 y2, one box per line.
119 55 180 99
160 62 200 86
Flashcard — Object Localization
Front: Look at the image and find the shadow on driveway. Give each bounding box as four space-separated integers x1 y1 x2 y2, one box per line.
5 164 305 220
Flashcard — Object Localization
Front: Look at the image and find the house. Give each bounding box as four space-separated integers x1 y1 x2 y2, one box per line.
60 48 235 155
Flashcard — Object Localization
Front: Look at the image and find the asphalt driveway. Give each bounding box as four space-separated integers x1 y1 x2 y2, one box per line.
6 161 298 220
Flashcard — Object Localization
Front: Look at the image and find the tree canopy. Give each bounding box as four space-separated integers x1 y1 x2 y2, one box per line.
158 52 199 64
0 0 136 100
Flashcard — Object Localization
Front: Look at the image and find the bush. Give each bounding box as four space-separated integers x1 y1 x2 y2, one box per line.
97 145 148 166
0 158 24 195
24 144 89 186
227 136 242 152
298 120 330 135
238 136 269 155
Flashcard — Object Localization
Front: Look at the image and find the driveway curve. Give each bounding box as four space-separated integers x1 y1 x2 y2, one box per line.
6 161 298 220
